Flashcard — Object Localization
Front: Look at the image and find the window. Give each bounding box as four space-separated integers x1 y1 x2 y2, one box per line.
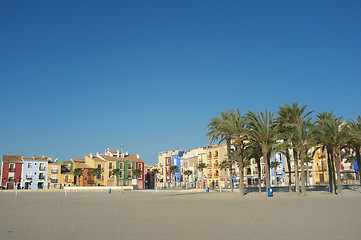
9 163 15 171
109 170 113 178
97 164 102 171
39 172 45 180
26 172 32 180
39 163 45 171
128 163 132 170
128 171 132 179
8 172 15 181
316 162 319 166
109 162 113 170
138 163 142 169
119 163 123 170
27 163 32 168
51 166 58 173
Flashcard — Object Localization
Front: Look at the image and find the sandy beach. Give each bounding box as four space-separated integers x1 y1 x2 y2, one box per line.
0 189 360 240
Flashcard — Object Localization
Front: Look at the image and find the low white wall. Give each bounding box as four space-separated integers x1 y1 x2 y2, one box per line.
64 186 134 191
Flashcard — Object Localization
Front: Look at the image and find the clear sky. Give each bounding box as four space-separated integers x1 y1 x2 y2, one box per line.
1 0 360 165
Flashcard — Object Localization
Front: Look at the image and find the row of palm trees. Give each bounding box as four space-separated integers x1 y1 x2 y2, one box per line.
73 168 143 186
206 103 361 196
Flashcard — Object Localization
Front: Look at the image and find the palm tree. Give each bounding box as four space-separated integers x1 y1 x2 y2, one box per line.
184 170 193 189
286 117 315 196
219 159 232 189
73 168 83 186
197 163 207 189
169 166 179 189
243 110 277 192
244 141 263 192
304 155 313 186
348 116 361 184
150 168 160 190
91 168 101 186
206 111 234 190
133 168 143 178
270 160 281 186
112 169 122 186
314 112 349 195
223 109 247 196
276 103 314 194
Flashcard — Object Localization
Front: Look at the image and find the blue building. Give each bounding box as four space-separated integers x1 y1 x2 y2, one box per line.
171 151 184 186
270 153 286 186
21 156 49 190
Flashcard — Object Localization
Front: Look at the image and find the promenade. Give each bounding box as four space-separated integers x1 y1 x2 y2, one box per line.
1 190 360 240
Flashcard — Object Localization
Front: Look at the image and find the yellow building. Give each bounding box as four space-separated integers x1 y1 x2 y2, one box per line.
204 143 227 188
85 153 106 186
313 148 328 184
47 161 62 189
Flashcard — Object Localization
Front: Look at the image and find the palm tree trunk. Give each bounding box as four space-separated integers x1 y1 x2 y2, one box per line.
306 162 310 187
335 150 342 195
357 149 361 185
287 157 292 192
263 148 270 191
257 159 261 193
294 150 299 193
226 139 233 192
238 150 245 196
327 152 334 193
299 151 307 196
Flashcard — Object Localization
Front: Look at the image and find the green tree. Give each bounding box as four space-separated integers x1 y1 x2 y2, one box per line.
73 168 84 186
151 168 160 190
112 169 122 186
223 109 248 196
184 170 193 189
276 103 314 194
348 116 361 185
244 141 263 192
91 168 101 186
219 159 232 189
243 110 277 192
270 161 281 186
133 168 143 178
197 163 207 189
314 112 349 195
169 166 179 189
206 111 234 191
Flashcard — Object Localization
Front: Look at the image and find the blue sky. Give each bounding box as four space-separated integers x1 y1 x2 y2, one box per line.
1 0 360 165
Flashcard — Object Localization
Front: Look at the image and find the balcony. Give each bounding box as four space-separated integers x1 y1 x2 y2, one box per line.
51 170 58 174
26 177 32 180
39 176 45 180
39 167 45 171
9 168 15 172
51 179 58 183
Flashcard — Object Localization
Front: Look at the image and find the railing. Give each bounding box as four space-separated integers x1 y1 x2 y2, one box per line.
51 179 58 183
26 177 32 180
9 168 15 172
39 167 45 171
51 170 58 173
39 176 45 180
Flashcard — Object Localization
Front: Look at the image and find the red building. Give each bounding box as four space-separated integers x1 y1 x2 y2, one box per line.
1 155 23 189
165 156 172 184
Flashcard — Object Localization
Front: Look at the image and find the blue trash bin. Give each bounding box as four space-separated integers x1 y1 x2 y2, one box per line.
268 187 273 197
206 187 209 193
108 188 111 194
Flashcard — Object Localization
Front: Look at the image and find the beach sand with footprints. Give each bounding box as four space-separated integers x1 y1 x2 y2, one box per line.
1 189 360 240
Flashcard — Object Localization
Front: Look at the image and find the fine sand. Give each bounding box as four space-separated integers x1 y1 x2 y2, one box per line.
0 189 360 240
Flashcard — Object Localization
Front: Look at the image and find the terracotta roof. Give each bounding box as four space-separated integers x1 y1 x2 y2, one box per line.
71 159 85 163
2 155 22 163
61 160 72 164
75 163 93 169
49 162 61 165
108 150 118 154
99 154 144 162
85 155 105 162
22 156 49 161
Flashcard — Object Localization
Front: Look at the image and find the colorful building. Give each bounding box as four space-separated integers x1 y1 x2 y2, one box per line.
47 161 62 189
1 155 23 189
270 153 286 186
21 156 50 190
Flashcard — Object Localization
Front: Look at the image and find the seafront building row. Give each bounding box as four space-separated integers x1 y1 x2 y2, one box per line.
1 148 145 190
155 144 360 189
